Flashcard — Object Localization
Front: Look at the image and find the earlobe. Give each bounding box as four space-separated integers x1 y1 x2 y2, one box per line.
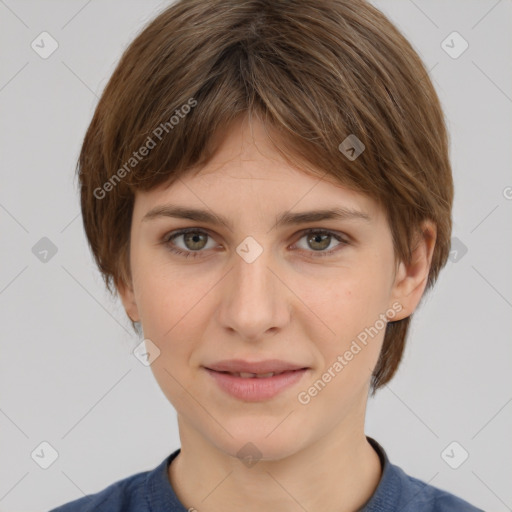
389 220 437 321
117 277 140 323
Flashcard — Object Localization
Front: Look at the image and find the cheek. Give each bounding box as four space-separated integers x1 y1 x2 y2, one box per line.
299 261 392 372
135 269 209 406
304 262 391 328
133 261 218 369
132 244 198 328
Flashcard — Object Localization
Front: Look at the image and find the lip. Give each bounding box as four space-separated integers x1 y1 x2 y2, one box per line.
204 359 308 374
203 359 310 402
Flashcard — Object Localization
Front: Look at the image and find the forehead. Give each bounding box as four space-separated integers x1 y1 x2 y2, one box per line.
132 116 382 224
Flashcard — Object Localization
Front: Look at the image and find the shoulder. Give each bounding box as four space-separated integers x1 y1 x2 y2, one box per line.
364 437 484 512
393 465 484 512
48 465 153 512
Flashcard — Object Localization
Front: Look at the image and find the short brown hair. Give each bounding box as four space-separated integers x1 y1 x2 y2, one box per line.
78 0 453 393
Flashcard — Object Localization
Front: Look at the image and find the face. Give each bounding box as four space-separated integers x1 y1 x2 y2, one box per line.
119 115 433 461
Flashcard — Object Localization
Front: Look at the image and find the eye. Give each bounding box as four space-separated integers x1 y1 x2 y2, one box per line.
162 228 349 259
163 228 217 258
292 229 348 258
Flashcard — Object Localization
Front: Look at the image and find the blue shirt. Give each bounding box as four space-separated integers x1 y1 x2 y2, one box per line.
49 437 484 511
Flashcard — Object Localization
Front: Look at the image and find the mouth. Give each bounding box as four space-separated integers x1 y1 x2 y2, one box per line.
203 366 309 401
213 370 299 378
204 358 309 375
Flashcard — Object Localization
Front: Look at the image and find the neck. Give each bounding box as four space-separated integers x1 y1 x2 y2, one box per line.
169 415 382 512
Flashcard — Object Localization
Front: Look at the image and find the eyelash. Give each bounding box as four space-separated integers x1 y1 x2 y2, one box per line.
162 228 349 259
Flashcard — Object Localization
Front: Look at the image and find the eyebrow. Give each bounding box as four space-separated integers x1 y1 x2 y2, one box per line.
141 204 371 230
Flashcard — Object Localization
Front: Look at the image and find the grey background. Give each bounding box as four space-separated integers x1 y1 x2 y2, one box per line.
0 1 511 511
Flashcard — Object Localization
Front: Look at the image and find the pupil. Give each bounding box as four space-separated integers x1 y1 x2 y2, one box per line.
310 233 329 250
186 232 205 250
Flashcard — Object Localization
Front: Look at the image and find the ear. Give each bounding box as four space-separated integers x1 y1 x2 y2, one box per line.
388 220 437 321
116 276 141 323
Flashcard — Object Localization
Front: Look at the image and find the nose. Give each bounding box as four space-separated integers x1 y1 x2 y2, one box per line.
216 244 291 342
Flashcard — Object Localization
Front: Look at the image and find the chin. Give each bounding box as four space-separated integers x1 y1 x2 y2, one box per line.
208 419 306 463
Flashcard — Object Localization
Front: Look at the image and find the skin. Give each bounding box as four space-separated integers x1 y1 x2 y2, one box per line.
118 114 436 512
